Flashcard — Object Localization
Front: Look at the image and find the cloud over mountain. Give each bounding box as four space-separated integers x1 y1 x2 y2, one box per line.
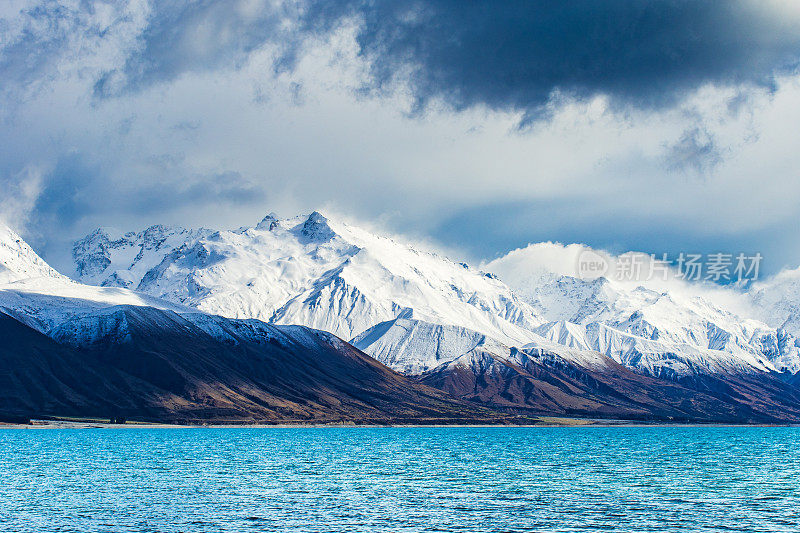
2 1 800 276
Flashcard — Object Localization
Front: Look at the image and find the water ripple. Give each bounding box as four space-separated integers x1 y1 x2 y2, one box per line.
0 427 799 532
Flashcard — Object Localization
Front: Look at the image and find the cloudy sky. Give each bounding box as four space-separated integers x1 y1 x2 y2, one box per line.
2 0 800 275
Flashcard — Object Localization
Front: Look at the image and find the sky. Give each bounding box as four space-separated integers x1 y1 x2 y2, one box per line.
2 0 800 277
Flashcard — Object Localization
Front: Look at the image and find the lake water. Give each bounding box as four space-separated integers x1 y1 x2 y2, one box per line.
1 427 798 532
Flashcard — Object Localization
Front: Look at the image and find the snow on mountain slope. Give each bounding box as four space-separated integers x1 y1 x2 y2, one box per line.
0 276 193 336
0 228 348 355
750 268 800 337
352 318 501 374
533 320 776 377
72 212 543 344
0 224 175 337
3 210 800 386
61 214 800 378
0 222 194 336
73 225 213 288
353 317 611 376
486 243 800 376
529 280 787 361
0 224 64 284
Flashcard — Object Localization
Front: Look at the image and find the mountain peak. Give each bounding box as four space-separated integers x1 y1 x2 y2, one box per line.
299 211 335 242
256 213 279 231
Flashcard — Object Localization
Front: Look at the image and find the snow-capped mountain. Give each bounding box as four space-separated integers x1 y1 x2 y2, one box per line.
352 317 609 376
0 224 64 284
529 279 788 376
73 225 214 288
1 223 337 357
353 317 800 422
750 268 800 337
485 244 800 376
5 220 800 422
1 222 492 424
1 222 201 338
72 212 542 344
70 214 800 379
352 318 510 375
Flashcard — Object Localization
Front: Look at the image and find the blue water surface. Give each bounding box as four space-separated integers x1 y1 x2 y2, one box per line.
1 426 798 532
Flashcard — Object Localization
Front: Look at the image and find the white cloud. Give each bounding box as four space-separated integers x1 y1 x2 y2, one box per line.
0 165 45 231
2 2 800 277
482 241 762 320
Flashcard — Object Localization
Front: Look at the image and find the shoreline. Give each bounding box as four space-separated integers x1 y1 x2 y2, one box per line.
1 418 797 429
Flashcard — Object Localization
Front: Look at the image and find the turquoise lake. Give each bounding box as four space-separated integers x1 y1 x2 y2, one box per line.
1 427 798 532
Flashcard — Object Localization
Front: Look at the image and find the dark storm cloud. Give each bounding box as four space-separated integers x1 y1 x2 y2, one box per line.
300 0 800 117
17 1 800 115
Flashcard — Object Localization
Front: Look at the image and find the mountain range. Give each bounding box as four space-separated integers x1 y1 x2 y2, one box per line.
3 211 800 423
70 211 800 377
1 224 502 424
